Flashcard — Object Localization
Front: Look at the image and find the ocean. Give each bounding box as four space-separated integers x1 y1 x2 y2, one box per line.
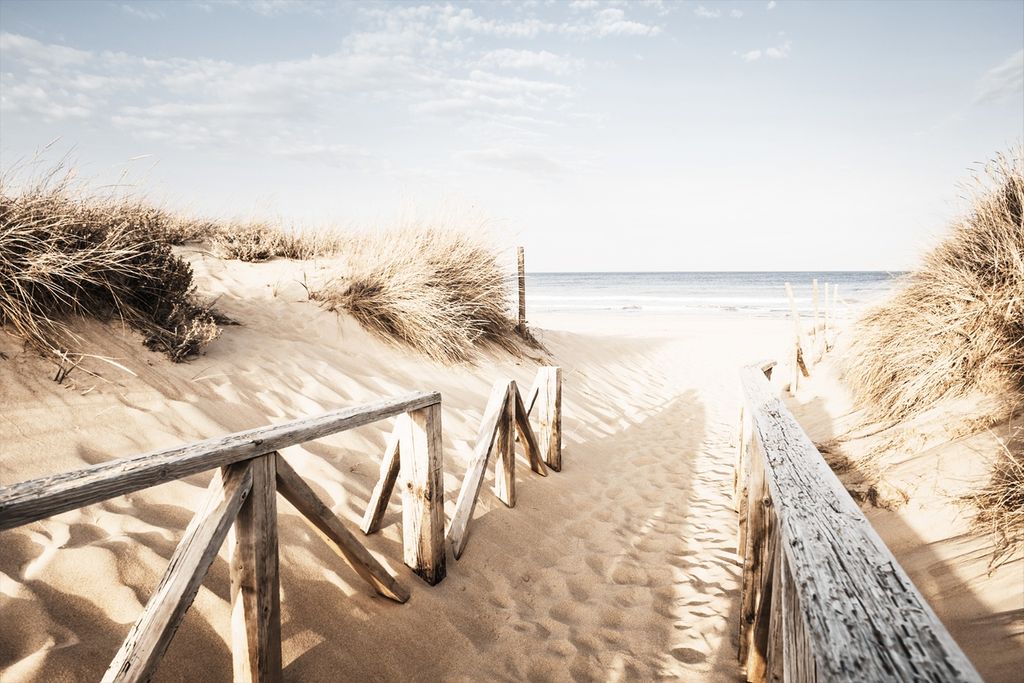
522 271 905 319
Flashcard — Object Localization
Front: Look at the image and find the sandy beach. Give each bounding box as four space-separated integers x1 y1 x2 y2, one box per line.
1 254 799 681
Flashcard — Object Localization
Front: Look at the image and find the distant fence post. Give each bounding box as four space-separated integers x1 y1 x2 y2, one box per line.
517 246 527 332
537 367 562 471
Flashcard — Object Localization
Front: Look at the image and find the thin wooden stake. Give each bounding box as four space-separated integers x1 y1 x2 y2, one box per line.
812 279 819 340
229 454 282 683
513 385 546 476
104 463 254 683
517 246 526 332
493 381 516 508
360 422 401 535
275 454 409 602
400 404 446 585
783 283 803 395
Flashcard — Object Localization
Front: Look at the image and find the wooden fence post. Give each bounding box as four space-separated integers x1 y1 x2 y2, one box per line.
230 454 282 682
400 404 446 585
812 279 819 341
536 367 562 471
517 246 526 332
493 381 517 507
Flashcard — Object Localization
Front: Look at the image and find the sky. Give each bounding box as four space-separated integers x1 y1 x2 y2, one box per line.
0 0 1022 272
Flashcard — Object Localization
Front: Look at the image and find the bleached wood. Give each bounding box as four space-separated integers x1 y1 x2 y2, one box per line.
812 278 819 341
229 454 281 682
0 391 441 531
524 373 542 418
513 385 547 476
738 437 766 666
447 380 510 559
739 365 982 682
360 422 402 535
493 382 517 508
537 366 563 471
399 403 446 585
517 246 527 330
274 454 408 602
103 463 254 683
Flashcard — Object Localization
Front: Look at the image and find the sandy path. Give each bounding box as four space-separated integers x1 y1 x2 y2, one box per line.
0 256 792 682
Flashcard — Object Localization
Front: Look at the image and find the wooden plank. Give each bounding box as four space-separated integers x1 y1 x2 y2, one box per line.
103 463 254 683
513 384 547 476
493 381 516 508
399 403 446 585
447 381 510 560
812 278 819 340
229 454 281 682
738 436 766 667
780 546 816 682
517 246 526 330
765 536 784 683
360 423 401 535
0 391 442 531
537 367 562 471
274 454 409 603
739 366 982 682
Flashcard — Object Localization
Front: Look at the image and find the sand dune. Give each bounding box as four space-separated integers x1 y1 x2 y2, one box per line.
0 253 801 681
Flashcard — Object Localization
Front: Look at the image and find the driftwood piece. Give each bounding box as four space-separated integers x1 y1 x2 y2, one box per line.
399 403 446 585
0 391 441 531
360 422 402 535
229 454 281 682
493 382 516 508
447 380 509 558
103 463 254 683
275 454 409 602
738 365 981 682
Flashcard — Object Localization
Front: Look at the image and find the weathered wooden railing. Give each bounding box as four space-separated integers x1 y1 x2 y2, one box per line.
359 366 563 560
0 391 445 682
735 365 982 682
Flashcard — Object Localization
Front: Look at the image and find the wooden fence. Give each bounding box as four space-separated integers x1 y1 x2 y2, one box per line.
734 364 982 682
0 391 445 682
0 366 563 681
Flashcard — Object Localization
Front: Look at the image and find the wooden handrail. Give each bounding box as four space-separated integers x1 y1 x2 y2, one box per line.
0 390 440 530
735 365 981 682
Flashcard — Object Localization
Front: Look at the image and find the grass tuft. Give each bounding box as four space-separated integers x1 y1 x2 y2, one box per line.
0 167 219 363
844 148 1024 552
312 223 520 363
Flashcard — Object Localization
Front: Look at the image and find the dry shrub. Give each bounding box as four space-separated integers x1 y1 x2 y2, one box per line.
312 224 520 363
965 422 1024 567
0 169 219 363
212 222 347 261
846 150 1024 421
844 148 1024 551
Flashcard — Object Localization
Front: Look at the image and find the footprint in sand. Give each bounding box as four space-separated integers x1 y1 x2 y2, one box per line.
670 646 708 664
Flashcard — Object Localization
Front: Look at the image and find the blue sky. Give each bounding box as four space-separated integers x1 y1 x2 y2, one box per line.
1 0 1021 271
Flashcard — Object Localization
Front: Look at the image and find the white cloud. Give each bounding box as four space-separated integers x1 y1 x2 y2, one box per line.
569 0 599 9
975 49 1024 104
458 145 566 174
730 9 744 18
121 4 163 20
739 40 791 62
767 0 777 9
478 49 584 75
0 32 91 67
694 5 721 19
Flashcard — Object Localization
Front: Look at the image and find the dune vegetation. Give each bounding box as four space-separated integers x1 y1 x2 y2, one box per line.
312 224 521 364
844 149 1024 550
1 166 524 370
0 169 220 364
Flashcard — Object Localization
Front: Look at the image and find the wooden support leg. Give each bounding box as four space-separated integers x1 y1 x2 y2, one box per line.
230 454 282 683
537 367 562 471
447 381 512 559
513 384 547 476
275 454 408 603
104 463 254 683
493 381 516 508
400 403 446 585
738 444 766 669
360 422 401 535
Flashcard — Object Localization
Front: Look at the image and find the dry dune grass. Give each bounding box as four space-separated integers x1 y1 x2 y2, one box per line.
0 169 220 363
312 224 521 363
844 149 1024 549
211 222 348 261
